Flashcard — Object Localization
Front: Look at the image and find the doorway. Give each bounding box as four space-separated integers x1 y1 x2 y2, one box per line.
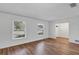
55 23 69 38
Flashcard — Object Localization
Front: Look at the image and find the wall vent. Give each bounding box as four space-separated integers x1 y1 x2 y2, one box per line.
75 40 79 42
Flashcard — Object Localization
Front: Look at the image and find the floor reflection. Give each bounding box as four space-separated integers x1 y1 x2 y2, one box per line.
11 48 29 55
34 42 46 55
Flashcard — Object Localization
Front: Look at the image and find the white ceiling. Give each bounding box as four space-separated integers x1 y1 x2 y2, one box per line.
0 3 79 21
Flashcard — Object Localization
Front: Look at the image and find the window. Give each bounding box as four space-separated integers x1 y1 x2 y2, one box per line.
12 20 26 39
37 24 44 35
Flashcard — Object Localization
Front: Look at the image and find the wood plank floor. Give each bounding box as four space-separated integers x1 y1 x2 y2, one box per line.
0 38 79 55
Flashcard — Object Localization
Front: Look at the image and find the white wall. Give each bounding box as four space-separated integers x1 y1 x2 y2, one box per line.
49 16 79 44
0 13 49 48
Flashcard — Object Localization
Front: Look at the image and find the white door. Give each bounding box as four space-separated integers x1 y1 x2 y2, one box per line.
55 23 69 37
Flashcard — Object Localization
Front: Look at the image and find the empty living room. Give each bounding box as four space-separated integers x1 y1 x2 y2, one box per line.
0 3 79 55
